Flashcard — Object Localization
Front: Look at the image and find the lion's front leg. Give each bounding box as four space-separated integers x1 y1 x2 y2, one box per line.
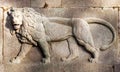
38 38 51 64
10 44 32 63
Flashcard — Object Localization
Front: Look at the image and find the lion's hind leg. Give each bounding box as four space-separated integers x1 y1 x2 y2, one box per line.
61 37 79 61
72 18 99 63
84 43 99 63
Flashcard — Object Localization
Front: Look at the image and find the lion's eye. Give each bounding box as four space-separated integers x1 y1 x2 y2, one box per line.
17 15 19 17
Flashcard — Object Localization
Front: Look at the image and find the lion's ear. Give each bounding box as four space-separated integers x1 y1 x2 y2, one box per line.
7 7 14 16
10 30 15 36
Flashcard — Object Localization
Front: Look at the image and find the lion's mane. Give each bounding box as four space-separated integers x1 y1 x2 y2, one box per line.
14 8 49 45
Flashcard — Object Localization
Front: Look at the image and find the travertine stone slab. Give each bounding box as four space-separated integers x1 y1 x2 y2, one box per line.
0 65 4 72
62 0 120 7
0 8 3 64
4 63 113 72
31 0 45 8
119 9 120 38
114 64 120 72
0 0 30 7
31 0 61 8
45 0 61 8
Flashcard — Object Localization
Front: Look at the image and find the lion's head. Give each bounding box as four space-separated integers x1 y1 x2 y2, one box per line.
8 7 46 32
8 8 23 30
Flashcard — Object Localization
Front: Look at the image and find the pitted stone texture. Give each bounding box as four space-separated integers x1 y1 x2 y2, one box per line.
31 0 61 8
0 0 30 7
114 64 120 72
35 8 117 26
4 63 113 72
119 9 120 38
0 8 3 64
117 40 120 63
62 0 120 7
45 0 61 8
0 65 4 72
31 0 45 8
51 41 70 58
35 8 118 64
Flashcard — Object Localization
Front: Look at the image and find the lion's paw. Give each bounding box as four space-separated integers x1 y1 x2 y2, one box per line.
10 57 21 64
61 57 67 61
89 58 98 63
41 58 50 64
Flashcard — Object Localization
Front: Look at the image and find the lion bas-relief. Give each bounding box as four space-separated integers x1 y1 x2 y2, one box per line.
7 7 116 64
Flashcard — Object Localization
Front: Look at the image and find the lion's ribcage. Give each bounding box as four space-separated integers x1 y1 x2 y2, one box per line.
44 22 72 41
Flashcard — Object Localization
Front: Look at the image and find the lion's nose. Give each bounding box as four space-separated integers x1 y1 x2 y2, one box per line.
13 19 19 24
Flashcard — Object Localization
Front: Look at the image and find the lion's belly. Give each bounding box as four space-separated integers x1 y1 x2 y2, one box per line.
44 22 72 41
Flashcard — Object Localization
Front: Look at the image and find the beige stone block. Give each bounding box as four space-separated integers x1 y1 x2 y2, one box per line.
45 0 61 8
51 40 70 59
0 65 4 72
119 9 120 39
4 63 113 72
31 0 61 8
62 0 120 7
114 64 120 72
0 8 3 64
0 0 30 7
117 39 120 63
31 0 45 8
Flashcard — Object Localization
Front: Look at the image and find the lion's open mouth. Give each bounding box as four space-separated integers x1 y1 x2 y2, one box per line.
13 24 21 30
14 24 20 26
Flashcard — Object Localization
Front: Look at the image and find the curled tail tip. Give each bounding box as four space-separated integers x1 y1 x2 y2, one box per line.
100 45 110 51
100 47 107 51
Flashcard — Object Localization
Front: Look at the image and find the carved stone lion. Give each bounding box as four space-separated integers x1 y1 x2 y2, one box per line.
7 7 116 64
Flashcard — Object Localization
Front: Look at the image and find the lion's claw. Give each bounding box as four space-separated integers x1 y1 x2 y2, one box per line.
89 58 98 63
10 57 21 64
41 58 50 64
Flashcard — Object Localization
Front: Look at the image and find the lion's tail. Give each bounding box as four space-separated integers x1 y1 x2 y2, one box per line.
83 17 116 51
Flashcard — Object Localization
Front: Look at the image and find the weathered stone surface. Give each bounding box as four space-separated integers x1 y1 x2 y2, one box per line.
117 40 120 63
114 64 120 72
51 40 70 58
0 8 3 64
0 64 4 72
0 0 30 7
119 9 120 39
45 0 61 8
31 0 45 8
35 8 117 26
31 0 61 8
4 63 113 72
62 0 120 7
35 8 117 28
